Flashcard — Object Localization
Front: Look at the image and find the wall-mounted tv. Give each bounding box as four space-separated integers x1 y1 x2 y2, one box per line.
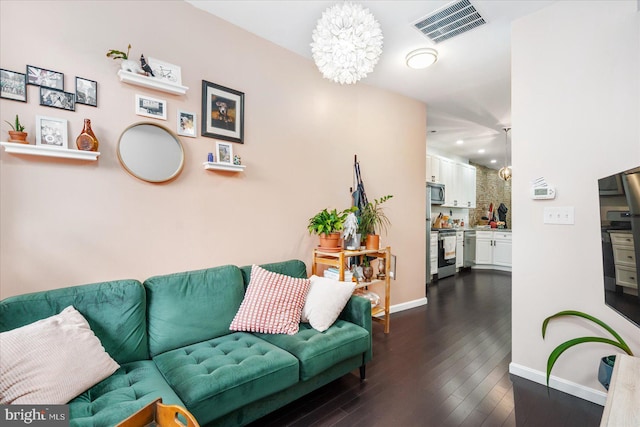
598 165 640 327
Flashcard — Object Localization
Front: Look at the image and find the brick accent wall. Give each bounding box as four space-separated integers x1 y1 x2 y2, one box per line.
470 162 512 228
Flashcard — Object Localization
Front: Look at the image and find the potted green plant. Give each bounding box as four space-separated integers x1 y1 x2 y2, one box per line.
4 114 28 144
308 208 352 251
359 195 393 250
541 310 634 390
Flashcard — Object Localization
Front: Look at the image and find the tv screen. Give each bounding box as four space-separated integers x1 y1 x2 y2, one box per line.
598 166 640 327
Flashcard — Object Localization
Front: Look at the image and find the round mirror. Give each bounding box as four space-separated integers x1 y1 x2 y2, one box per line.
117 122 185 183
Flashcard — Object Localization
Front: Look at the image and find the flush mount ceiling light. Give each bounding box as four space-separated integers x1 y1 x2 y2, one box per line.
406 48 438 69
499 127 512 181
311 2 383 85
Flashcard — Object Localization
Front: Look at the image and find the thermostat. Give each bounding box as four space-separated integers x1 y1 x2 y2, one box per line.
531 186 556 200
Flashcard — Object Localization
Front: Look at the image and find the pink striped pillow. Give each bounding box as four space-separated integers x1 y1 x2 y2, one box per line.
230 265 311 335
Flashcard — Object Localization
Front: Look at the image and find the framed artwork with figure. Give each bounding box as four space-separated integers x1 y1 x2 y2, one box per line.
201 80 244 143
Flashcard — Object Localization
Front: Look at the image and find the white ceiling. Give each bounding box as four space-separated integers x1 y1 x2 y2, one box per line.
186 0 556 169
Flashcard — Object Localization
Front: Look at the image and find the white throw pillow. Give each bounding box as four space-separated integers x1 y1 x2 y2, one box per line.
0 305 120 404
302 275 355 332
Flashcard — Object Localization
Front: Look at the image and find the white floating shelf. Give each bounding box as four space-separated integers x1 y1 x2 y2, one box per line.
203 162 246 172
117 70 189 95
1 141 100 161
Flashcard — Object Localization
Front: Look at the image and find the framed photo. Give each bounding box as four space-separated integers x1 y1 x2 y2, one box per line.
216 141 233 164
135 94 167 120
201 80 244 143
0 69 27 102
36 116 68 149
147 57 182 85
76 77 97 107
26 65 64 89
177 110 197 138
40 87 75 111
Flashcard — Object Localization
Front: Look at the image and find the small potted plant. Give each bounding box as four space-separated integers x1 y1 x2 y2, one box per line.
4 114 28 144
308 207 353 251
359 195 393 250
542 310 634 390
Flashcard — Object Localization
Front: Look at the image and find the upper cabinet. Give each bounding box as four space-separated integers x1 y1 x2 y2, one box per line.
426 155 476 208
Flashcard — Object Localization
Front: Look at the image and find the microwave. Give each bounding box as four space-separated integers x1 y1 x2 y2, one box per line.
598 173 624 196
427 182 445 205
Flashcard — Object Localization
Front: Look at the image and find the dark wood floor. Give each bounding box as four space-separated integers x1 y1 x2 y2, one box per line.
250 270 604 426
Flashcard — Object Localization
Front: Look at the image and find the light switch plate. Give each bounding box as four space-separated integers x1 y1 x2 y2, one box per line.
544 207 575 225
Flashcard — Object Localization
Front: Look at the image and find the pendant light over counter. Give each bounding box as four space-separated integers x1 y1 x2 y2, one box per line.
498 127 512 181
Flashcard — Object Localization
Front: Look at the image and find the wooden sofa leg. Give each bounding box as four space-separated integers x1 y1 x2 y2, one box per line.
359 365 366 381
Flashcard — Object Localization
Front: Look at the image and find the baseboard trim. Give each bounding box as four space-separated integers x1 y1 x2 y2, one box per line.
508 362 607 406
471 265 512 273
373 297 428 317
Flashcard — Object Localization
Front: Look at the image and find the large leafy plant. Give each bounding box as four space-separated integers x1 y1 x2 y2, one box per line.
541 310 634 387
308 208 352 236
358 195 393 236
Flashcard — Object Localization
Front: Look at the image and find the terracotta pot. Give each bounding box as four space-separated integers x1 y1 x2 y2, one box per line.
319 232 341 249
8 131 28 144
365 234 380 250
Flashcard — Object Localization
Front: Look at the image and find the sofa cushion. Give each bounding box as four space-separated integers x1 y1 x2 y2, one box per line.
302 275 355 332
230 265 310 335
240 259 308 288
144 265 245 357
0 306 120 404
69 360 185 427
0 280 147 365
256 320 369 381
153 332 299 424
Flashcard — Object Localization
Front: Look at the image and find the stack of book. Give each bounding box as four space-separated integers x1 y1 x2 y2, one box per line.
323 267 353 282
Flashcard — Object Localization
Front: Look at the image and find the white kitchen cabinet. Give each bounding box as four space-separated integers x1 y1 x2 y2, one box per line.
439 158 456 206
493 232 513 267
474 231 512 268
426 155 441 183
475 231 494 264
456 231 464 268
461 164 477 208
426 154 476 208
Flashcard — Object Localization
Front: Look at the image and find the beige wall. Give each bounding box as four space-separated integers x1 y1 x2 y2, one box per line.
0 1 426 306
511 0 639 402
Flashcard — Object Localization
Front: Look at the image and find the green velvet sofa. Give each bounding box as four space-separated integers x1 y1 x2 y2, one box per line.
0 260 372 426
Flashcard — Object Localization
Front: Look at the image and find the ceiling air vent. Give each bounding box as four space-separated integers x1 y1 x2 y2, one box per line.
413 0 486 44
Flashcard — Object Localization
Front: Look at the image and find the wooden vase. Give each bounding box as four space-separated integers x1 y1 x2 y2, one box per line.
76 119 99 151
363 266 374 282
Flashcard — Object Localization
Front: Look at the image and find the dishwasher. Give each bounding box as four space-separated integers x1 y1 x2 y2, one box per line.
464 231 476 268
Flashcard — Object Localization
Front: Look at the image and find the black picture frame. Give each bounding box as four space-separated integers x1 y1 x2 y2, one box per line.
201 80 244 143
26 65 64 90
75 76 97 107
0 69 27 102
40 87 75 111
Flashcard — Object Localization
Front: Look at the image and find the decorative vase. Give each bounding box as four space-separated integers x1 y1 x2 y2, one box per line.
365 234 380 250
363 265 374 282
377 259 386 279
76 119 99 151
8 131 28 144
598 355 616 390
318 232 341 251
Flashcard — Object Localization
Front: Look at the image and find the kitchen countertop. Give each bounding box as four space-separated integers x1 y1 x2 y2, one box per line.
432 228 512 232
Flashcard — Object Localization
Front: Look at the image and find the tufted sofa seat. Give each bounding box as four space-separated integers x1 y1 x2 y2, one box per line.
0 260 372 427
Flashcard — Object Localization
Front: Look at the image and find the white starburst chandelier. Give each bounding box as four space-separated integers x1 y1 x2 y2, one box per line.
310 2 383 85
